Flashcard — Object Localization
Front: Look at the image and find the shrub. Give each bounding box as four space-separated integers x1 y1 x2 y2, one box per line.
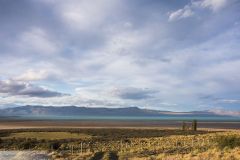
48 141 61 150
19 141 35 149
215 135 240 149
89 151 104 160
103 151 118 160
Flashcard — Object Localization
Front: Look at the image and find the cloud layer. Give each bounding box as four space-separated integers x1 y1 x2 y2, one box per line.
0 0 240 111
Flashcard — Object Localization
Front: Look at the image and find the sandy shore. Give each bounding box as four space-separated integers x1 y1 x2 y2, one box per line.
0 120 239 130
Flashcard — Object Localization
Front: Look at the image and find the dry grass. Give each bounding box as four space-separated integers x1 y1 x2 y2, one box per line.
5 132 91 140
1 128 240 159
117 131 240 160
130 147 240 160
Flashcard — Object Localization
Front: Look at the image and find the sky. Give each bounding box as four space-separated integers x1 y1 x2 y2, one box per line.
0 0 240 112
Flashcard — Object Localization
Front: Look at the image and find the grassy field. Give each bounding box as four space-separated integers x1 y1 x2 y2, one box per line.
5 131 91 140
0 128 239 159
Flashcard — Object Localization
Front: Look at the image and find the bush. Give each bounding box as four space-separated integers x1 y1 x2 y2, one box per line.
103 151 118 160
19 141 35 149
89 151 104 160
215 135 240 149
50 141 61 150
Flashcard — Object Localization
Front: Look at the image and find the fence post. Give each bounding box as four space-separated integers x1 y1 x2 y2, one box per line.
192 120 197 131
182 121 186 131
80 142 83 154
120 139 123 152
71 145 73 155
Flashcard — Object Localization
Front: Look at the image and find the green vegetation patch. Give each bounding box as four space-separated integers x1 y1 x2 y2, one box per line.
5 132 91 140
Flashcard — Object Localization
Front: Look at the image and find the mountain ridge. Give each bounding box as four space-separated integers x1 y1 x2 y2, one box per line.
0 105 233 117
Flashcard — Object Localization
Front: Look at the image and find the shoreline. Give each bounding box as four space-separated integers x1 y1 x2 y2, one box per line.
0 120 240 130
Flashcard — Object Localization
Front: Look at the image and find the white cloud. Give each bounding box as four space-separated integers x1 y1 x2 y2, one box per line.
55 0 120 31
123 22 133 28
169 0 229 21
210 109 240 116
159 102 177 106
219 99 240 104
168 5 194 21
15 69 49 81
200 0 228 11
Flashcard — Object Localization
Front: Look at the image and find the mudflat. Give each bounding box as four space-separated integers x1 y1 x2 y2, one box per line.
0 119 239 130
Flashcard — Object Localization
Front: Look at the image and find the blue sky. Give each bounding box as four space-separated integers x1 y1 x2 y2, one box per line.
0 0 240 113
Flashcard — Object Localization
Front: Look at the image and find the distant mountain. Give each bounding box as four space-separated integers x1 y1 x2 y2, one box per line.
0 105 160 117
0 105 233 117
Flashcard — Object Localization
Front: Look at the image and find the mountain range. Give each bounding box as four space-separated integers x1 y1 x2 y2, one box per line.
0 105 234 117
